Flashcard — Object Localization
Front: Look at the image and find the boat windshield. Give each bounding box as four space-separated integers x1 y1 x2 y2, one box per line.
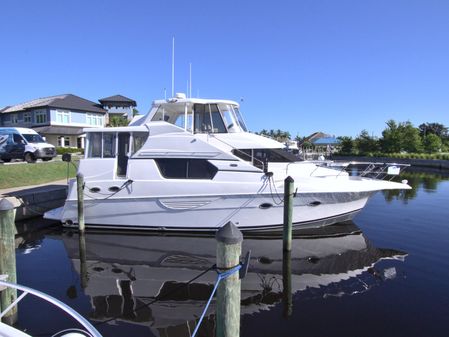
151 102 247 134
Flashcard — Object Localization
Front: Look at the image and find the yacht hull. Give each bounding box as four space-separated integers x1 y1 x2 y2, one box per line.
57 191 373 232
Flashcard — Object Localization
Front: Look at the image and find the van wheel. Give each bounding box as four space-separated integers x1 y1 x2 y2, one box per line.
24 153 36 163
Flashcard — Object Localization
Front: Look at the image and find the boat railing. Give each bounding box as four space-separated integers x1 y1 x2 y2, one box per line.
312 161 411 180
0 278 102 337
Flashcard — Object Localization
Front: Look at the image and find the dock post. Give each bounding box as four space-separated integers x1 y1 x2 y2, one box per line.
0 197 19 324
283 176 294 252
76 173 85 232
216 221 243 337
78 232 88 289
282 250 293 317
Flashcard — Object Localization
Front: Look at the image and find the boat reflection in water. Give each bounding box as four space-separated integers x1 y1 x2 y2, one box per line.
60 222 407 336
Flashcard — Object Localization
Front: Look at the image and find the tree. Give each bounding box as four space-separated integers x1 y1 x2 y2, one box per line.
399 121 422 153
338 136 354 154
294 134 303 142
256 128 291 142
302 140 313 149
380 120 422 153
418 123 448 139
354 130 379 154
423 133 442 153
258 129 269 136
380 120 401 153
107 115 129 127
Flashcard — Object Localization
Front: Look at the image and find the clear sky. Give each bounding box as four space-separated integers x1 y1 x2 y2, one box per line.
1 0 448 138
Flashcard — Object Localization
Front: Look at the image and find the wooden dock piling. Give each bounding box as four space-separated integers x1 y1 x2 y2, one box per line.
0 197 20 324
282 250 293 317
216 221 243 337
78 232 88 289
76 173 85 232
283 176 294 252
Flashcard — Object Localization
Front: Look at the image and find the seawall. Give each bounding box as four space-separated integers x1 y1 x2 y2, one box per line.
332 156 449 170
0 182 67 233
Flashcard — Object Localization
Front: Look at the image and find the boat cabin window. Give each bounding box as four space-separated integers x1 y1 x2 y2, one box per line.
132 132 148 155
155 159 218 179
88 133 102 158
86 132 149 159
232 148 299 168
103 133 116 158
150 102 247 134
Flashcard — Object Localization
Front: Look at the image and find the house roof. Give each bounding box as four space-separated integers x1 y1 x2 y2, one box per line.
0 94 107 114
98 95 137 106
305 132 332 142
33 126 87 136
312 137 340 145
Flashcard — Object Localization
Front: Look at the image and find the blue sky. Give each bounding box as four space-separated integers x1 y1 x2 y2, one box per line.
1 0 448 138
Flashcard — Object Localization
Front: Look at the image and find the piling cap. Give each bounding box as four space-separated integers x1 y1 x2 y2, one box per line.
0 197 20 211
216 221 243 244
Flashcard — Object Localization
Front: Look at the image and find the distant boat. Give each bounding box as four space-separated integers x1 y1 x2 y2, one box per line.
45 93 410 231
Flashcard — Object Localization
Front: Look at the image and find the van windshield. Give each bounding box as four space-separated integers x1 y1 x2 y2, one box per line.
23 134 45 143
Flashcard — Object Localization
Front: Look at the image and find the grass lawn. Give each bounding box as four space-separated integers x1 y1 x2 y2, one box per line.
0 161 78 189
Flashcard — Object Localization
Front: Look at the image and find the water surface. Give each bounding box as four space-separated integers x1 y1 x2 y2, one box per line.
12 171 449 337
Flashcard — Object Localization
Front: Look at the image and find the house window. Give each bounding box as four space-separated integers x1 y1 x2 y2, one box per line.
35 111 47 124
86 113 103 126
57 136 71 147
24 112 31 123
56 110 70 124
11 114 18 124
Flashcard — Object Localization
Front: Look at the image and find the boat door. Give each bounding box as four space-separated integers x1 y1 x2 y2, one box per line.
117 132 130 177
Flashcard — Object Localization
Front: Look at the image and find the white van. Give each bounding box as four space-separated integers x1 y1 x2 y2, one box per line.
0 127 56 163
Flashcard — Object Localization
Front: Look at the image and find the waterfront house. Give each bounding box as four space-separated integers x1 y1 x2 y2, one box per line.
299 132 341 159
99 94 137 123
0 94 137 148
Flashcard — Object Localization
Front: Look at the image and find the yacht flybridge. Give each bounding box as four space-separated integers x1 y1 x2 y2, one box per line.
45 93 411 231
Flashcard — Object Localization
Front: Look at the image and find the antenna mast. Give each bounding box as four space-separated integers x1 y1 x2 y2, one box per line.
171 37 175 98
189 62 192 98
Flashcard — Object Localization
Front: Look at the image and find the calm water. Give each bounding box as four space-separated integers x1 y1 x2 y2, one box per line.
11 171 449 337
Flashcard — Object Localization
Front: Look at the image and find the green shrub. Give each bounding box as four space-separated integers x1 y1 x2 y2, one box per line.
56 147 84 155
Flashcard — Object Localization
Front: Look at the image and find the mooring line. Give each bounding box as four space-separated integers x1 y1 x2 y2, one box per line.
191 264 242 337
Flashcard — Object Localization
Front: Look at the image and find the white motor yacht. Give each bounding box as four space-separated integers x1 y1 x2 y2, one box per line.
45 93 411 231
